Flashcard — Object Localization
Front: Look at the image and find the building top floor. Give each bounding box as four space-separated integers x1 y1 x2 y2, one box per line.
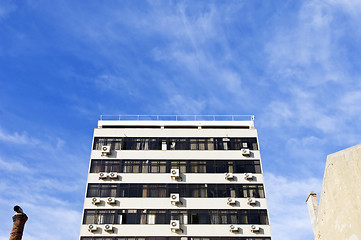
98 115 255 129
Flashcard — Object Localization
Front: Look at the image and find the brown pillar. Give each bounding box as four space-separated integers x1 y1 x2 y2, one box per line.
9 206 28 240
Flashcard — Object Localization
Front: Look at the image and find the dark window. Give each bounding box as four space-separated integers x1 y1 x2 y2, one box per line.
87 184 265 198
93 138 122 150
214 138 225 150
90 160 262 174
123 138 161 150
83 210 116 224
83 209 268 225
93 137 258 151
191 214 199 224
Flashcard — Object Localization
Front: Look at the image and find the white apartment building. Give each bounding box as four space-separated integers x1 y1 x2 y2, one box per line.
79 115 272 240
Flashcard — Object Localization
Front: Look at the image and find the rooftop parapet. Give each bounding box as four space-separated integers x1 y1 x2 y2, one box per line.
98 115 255 128
100 115 254 121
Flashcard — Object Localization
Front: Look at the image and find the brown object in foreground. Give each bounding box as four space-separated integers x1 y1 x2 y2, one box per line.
9 206 28 240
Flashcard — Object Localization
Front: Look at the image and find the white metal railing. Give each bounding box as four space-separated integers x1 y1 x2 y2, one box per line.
99 115 254 121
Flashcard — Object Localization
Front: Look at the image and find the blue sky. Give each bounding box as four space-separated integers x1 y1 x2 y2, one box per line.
0 0 361 239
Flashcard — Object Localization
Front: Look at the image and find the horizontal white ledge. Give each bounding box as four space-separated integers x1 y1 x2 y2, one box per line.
83 197 268 210
87 173 264 184
80 224 271 237
94 127 257 138
98 119 254 126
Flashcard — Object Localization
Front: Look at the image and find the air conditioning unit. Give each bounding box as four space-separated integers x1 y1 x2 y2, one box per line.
251 225 260 232
229 225 239 232
244 173 253 180
92 197 101 205
109 172 118 179
107 197 116 205
170 220 181 231
170 169 180 180
104 224 113 232
88 224 97 232
101 145 111 156
247 197 257 205
241 148 250 156
170 193 180 204
242 142 248 148
225 172 234 180
227 197 236 205
99 172 108 179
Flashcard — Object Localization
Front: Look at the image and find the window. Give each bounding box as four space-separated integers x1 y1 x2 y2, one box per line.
90 160 262 174
87 184 265 198
83 210 116 224
191 214 199 224
93 138 122 150
83 209 268 225
93 137 259 151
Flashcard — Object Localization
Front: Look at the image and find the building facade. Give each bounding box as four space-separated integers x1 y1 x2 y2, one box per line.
306 143 361 240
79 115 272 240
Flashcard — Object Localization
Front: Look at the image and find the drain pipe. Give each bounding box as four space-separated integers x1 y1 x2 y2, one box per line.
9 206 28 240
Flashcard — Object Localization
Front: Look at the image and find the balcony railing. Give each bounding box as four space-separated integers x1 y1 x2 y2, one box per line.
99 115 254 121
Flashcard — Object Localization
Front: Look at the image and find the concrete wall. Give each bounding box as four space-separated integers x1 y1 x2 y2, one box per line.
307 143 361 240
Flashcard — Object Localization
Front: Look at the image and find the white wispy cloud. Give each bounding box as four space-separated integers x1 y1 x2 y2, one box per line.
24 1 250 115
145 3 248 111
0 2 16 20
0 157 30 172
164 94 206 114
265 173 322 240
98 3 242 103
262 0 361 137
0 128 41 145
326 0 361 17
0 194 81 240
340 91 361 116
0 126 87 239
23 206 81 240
1 1 360 240
259 2 361 238
265 1 342 86
95 74 126 92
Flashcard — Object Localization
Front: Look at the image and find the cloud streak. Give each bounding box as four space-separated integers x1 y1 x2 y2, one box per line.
0 127 86 239
0 2 16 20
0 128 40 145
265 173 322 240
0 1 360 239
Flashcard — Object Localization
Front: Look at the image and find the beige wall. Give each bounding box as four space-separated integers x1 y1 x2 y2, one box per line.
308 143 361 240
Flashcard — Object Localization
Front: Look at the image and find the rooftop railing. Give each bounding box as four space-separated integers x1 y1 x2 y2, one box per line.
99 115 254 121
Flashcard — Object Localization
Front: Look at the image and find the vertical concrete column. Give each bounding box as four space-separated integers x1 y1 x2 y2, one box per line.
9 206 28 240
306 191 318 234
